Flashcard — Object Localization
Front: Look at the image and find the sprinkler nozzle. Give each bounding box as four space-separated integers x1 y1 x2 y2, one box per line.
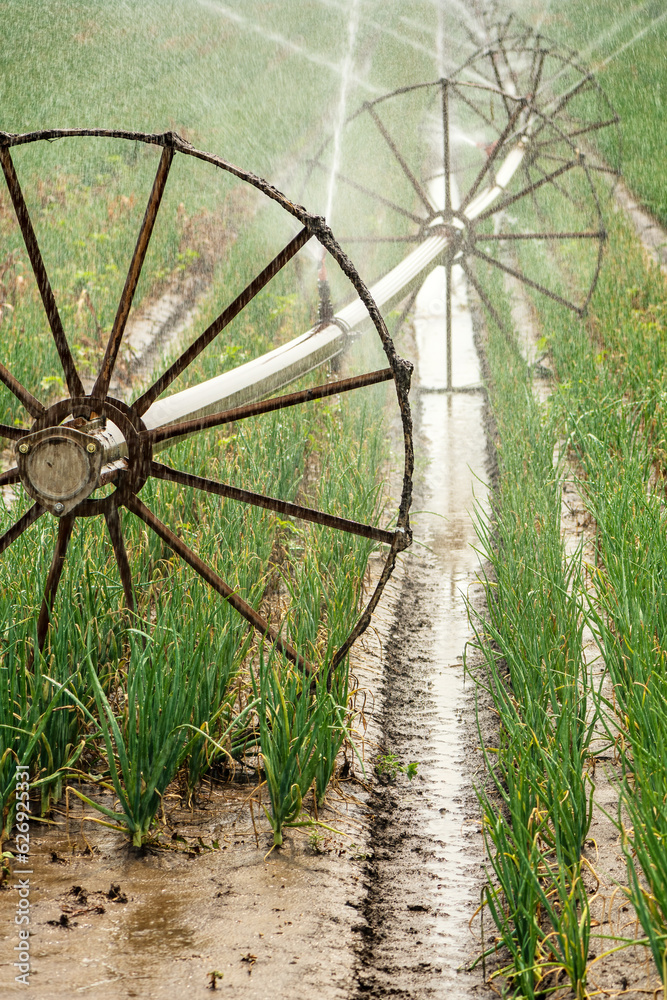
317 255 333 324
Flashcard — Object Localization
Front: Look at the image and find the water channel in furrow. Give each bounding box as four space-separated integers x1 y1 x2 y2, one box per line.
357 238 492 997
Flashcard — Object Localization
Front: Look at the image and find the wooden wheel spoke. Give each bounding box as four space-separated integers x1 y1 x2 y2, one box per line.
471 245 582 313
0 361 44 418
133 227 312 417
147 367 394 446
36 515 74 651
0 423 29 441
104 505 135 613
460 98 528 213
0 502 44 558
93 146 174 399
150 461 396 545
308 160 426 226
475 160 576 224
0 147 84 398
124 494 310 670
364 104 435 215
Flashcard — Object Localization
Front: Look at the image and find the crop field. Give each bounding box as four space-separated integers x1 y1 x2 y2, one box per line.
1 1 667 997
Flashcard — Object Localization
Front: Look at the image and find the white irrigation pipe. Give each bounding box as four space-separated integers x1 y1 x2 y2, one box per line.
97 131 530 462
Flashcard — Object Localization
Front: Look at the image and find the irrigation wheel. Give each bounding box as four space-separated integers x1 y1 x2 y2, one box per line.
0 128 413 671
301 18 620 388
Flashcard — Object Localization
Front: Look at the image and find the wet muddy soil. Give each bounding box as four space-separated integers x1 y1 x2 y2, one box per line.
0 272 499 997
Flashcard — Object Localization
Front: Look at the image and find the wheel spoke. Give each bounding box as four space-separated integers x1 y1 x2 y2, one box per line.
0 147 84 398
148 368 394 446
497 37 520 94
133 227 312 417
530 48 547 100
364 103 435 215
471 245 583 314
0 503 44 558
338 235 422 244
448 81 498 132
475 160 576 223
0 361 44 418
105 505 135 613
441 80 452 216
308 159 426 226
531 75 593 143
0 467 20 487
125 493 310 670
92 146 174 400
527 157 581 210
459 257 510 337
476 230 605 241
487 50 513 119
0 423 29 441
445 259 452 391
532 117 619 149
36 515 74 652
459 98 527 213
150 461 397 545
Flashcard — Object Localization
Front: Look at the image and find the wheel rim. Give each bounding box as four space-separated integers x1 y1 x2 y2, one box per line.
299 19 620 388
0 128 414 670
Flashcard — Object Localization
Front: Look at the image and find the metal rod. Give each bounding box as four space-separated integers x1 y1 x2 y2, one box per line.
364 103 434 215
475 160 576 223
125 493 310 671
460 257 509 338
147 368 394 445
133 227 312 416
336 235 422 244
0 467 20 487
0 423 29 441
471 245 583 314
0 361 44 418
92 145 174 400
488 50 514 119
477 230 605 241
307 159 426 226
532 117 619 148
150 460 397 545
104 505 135 613
0 503 44 558
442 79 451 217
460 99 528 212
446 259 452 392
0 147 84 398
36 515 74 651
448 80 497 131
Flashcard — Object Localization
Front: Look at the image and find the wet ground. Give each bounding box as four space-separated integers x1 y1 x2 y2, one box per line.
0 261 499 998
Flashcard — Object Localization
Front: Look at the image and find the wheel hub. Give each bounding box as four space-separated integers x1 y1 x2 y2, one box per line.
15 395 151 517
16 425 102 516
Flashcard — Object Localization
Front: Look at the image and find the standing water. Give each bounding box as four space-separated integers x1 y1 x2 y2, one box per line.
356 159 490 993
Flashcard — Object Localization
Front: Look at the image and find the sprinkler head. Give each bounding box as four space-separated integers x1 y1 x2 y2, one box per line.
317 255 334 324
